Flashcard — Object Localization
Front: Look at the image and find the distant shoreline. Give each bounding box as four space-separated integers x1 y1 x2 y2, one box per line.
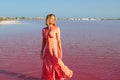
0 17 120 21
0 18 120 24
0 20 21 24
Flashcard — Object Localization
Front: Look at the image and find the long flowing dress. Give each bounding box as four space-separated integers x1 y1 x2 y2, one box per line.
41 26 73 80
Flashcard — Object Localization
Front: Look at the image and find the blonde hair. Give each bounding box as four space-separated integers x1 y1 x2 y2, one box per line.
46 14 56 26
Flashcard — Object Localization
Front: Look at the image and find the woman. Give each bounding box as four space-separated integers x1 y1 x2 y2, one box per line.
40 14 73 80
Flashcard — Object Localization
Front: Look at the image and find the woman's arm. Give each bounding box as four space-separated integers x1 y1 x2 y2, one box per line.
40 29 46 58
56 27 62 58
41 37 46 54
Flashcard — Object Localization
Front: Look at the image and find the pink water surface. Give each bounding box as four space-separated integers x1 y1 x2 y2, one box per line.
0 20 120 80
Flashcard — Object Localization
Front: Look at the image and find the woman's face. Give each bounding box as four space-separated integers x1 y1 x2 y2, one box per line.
49 16 56 25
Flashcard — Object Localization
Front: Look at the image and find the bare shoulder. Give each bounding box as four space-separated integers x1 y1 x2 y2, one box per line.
55 26 60 30
55 26 60 33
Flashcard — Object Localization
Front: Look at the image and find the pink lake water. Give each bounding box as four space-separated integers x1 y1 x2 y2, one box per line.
0 20 120 80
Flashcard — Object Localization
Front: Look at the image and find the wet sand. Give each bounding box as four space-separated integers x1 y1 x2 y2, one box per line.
0 20 120 80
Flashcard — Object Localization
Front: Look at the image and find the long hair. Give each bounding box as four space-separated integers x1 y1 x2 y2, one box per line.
46 14 56 26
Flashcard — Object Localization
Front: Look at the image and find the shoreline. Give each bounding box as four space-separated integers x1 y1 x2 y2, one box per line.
0 20 21 24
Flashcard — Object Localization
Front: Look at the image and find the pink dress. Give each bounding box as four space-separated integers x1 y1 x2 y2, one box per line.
41 26 73 80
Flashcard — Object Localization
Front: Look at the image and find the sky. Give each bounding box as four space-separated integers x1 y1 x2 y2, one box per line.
0 0 120 18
